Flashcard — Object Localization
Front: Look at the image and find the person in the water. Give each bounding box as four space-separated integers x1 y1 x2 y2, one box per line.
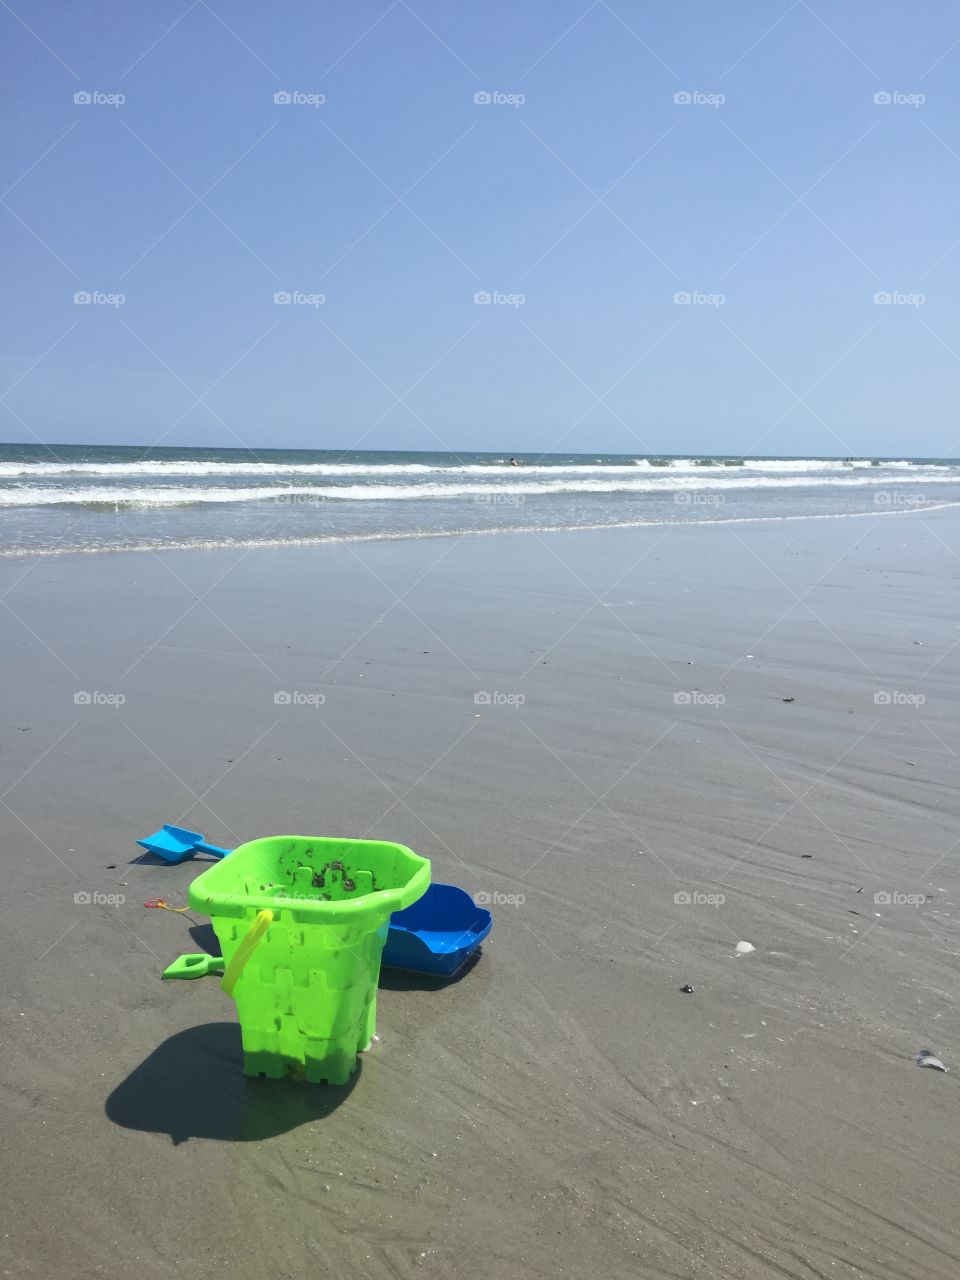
508 457 519 466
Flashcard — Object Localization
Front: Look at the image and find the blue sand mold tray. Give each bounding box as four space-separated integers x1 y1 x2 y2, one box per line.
381 882 492 976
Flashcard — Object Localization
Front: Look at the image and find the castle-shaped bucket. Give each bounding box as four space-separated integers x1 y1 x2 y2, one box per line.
188 835 430 1084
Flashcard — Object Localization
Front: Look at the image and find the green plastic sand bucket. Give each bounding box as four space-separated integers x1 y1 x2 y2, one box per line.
188 835 430 1084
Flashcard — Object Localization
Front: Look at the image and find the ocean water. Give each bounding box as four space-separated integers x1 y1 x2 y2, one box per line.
1 444 959 557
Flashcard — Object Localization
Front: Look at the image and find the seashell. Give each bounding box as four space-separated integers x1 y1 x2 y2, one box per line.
735 940 755 955
916 1048 948 1072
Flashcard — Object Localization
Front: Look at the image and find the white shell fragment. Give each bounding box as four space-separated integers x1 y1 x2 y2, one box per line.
735 940 756 955
916 1048 948 1072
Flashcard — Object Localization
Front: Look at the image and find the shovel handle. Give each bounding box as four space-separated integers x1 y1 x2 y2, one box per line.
220 909 273 996
196 840 232 859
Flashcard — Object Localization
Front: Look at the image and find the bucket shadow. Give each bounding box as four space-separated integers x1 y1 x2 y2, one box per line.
106 1022 359 1144
377 948 483 991
187 923 221 954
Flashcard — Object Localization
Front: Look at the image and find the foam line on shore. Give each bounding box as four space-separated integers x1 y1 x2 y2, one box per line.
3 497 958 559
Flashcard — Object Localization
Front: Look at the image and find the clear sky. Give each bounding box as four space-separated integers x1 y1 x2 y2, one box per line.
2 1 959 457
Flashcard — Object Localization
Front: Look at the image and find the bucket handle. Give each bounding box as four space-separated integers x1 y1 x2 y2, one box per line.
220 908 273 996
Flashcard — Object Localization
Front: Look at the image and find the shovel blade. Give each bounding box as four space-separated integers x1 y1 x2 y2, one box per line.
137 823 206 863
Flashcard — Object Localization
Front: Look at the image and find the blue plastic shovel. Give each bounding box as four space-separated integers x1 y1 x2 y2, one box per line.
137 823 231 865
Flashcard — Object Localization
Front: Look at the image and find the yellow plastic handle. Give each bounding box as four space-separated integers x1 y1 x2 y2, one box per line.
220 908 273 996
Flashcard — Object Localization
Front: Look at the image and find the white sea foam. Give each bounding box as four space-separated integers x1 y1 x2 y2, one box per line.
0 456 936 479
1 470 958 508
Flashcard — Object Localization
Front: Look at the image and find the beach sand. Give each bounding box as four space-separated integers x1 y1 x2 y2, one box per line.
1 512 959 1279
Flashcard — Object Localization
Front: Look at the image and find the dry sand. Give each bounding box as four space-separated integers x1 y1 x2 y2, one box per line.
1 512 959 1278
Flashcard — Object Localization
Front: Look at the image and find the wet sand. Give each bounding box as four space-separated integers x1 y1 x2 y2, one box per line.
1 511 959 1279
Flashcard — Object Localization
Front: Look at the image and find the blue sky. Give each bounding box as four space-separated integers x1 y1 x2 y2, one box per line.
2 1 959 457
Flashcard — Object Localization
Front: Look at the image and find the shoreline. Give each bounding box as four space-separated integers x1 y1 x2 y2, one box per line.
2 493 960 562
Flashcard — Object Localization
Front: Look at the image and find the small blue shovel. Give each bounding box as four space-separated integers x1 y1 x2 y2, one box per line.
137 823 232 865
